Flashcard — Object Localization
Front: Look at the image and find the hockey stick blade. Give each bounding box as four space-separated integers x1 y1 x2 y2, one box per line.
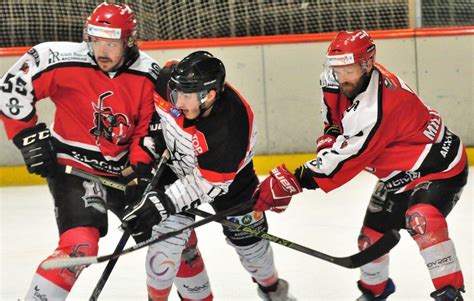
189 208 401 269
41 256 101 269
342 229 400 268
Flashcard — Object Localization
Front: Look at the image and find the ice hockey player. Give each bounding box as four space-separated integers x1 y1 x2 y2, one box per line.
252 30 467 300
121 51 296 301
0 3 210 300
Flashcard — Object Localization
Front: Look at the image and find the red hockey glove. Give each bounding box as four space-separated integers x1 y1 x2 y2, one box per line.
316 135 336 153
254 165 302 213
316 125 340 153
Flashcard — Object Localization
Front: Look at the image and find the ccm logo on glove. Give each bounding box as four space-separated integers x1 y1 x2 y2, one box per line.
19 130 51 147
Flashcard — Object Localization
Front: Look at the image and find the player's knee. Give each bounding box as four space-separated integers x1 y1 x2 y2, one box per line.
358 226 384 251
56 226 100 256
36 227 100 291
405 203 448 249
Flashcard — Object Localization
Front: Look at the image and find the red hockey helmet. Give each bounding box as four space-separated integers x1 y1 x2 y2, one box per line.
85 2 137 45
326 30 376 67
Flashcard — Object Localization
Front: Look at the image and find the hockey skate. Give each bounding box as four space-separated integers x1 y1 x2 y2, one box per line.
257 279 296 301
356 278 395 301
430 285 464 301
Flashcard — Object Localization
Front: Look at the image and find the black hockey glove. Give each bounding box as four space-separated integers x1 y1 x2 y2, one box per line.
121 190 176 238
13 123 56 178
120 162 153 205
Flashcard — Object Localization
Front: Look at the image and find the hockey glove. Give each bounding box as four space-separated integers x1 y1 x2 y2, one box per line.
253 165 302 213
13 123 56 178
120 162 153 205
316 125 340 153
121 190 176 238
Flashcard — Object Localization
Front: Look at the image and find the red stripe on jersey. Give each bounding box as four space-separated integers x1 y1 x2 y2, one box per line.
199 167 236 183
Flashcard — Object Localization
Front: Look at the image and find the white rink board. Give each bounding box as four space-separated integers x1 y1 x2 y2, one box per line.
1 169 472 300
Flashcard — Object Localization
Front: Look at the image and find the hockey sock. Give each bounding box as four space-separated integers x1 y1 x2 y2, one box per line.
175 230 213 301
25 226 100 300
358 226 390 296
406 204 463 290
228 239 279 287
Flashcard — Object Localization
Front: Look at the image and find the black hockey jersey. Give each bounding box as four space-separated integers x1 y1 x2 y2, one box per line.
153 66 257 212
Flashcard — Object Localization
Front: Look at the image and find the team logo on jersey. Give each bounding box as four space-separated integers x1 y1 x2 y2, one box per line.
20 61 30 74
90 91 130 145
81 181 107 214
48 48 60 64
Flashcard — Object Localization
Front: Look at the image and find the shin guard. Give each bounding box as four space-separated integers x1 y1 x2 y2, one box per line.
25 226 100 300
358 226 391 297
405 204 463 290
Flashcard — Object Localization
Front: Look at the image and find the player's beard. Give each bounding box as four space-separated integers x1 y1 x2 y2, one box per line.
97 56 124 72
340 72 371 100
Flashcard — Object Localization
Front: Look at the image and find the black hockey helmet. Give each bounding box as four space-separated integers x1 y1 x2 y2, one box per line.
169 51 226 98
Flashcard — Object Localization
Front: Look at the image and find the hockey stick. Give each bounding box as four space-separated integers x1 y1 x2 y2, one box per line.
41 199 254 270
58 150 170 301
53 167 401 269
90 150 170 301
188 208 400 269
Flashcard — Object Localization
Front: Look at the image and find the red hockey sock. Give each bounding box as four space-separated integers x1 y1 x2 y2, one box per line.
406 204 464 290
175 230 213 301
147 285 173 301
36 226 100 291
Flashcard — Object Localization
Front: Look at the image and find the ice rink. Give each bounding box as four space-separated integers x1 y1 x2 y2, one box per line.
1 169 472 300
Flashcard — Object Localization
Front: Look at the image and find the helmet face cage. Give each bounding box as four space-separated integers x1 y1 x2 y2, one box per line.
84 2 137 48
168 79 210 106
168 51 226 107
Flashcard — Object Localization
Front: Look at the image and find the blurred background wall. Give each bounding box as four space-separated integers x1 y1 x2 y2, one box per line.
1 0 473 170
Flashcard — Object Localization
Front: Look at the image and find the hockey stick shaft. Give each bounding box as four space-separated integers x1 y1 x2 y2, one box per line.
42 199 254 270
56 166 400 269
188 208 400 268
89 150 170 301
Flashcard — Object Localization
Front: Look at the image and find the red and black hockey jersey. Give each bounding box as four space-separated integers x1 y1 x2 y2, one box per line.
153 65 257 213
0 42 160 176
298 63 467 193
